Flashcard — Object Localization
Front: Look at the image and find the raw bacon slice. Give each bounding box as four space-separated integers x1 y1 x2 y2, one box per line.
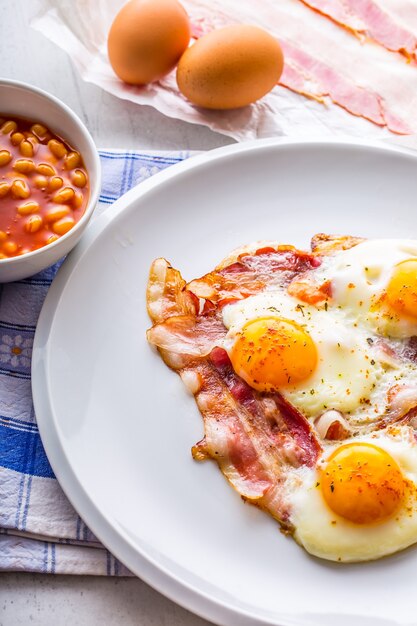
280 40 411 134
300 0 417 60
146 251 321 528
300 0 366 34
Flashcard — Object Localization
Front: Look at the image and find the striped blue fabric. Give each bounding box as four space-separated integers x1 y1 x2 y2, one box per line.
0 150 190 575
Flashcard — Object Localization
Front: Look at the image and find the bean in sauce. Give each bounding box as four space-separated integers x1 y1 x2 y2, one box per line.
0 115 90 258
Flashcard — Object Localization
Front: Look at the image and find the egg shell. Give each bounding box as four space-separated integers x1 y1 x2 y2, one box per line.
176 24 284 109
108 0 191 85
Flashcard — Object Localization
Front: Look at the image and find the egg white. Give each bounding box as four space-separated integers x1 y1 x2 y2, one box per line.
318 239 417 338
220 239 417 562
222 290 385 421
286 426 417 562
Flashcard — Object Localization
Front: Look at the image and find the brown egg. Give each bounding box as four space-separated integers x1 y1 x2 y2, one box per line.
176 24 284 109
108 0 191 85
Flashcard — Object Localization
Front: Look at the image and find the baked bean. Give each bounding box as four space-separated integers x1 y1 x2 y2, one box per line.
3 241 18 255
0 150 12 167
19 140 34 158
72 169 87 188
45 205 70 223
48 139 67 159
25 215 43 233
64 151 81 170
73 191 84 209
31 123 48 139
48 176 63 192
11 179 30 199
10 132 24 146
36 163 55 177
52 216 75 235
17 201 40 216
53 187 75 204
0 114 89 257
34 175 48 190
1 120 17 134
0 182 10 198
26 136 38 154
13 159 36 174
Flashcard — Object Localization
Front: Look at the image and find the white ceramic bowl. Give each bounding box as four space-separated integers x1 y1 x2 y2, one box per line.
0 79 101 282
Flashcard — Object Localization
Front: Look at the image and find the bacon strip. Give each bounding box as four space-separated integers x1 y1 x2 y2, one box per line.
300 0 417 60
274 394 322 466
186 355 318 523
280 40 411 134
146 258 197 323
146 254 322 527
193 360 276 502
300 0 366 33
147 314 226 357
210 348 321 468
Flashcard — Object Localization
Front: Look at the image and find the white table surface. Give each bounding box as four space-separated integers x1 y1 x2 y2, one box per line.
0 1 233 624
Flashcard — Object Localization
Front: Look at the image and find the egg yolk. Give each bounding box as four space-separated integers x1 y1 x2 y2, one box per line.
229 316 317 392
320 443 405 524
386 259 417 318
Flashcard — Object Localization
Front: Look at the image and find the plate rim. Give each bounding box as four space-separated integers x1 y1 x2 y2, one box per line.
32 137 416 626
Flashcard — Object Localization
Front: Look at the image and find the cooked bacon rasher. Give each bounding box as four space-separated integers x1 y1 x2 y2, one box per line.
145 243 348 529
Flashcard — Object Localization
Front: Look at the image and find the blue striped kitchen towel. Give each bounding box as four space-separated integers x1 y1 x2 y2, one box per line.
0 149 191 575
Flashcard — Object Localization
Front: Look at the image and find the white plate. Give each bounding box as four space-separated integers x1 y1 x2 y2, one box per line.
33 138 417 626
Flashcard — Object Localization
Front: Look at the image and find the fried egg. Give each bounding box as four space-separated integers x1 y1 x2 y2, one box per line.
286 427 417 561
320 239 417 338
220 240 417 561
147 236 417 563
222 290 384 420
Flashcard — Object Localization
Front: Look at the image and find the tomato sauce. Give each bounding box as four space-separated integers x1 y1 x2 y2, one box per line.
0 115 90 258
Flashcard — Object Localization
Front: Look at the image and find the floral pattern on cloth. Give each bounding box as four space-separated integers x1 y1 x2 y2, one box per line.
0 335 33 369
